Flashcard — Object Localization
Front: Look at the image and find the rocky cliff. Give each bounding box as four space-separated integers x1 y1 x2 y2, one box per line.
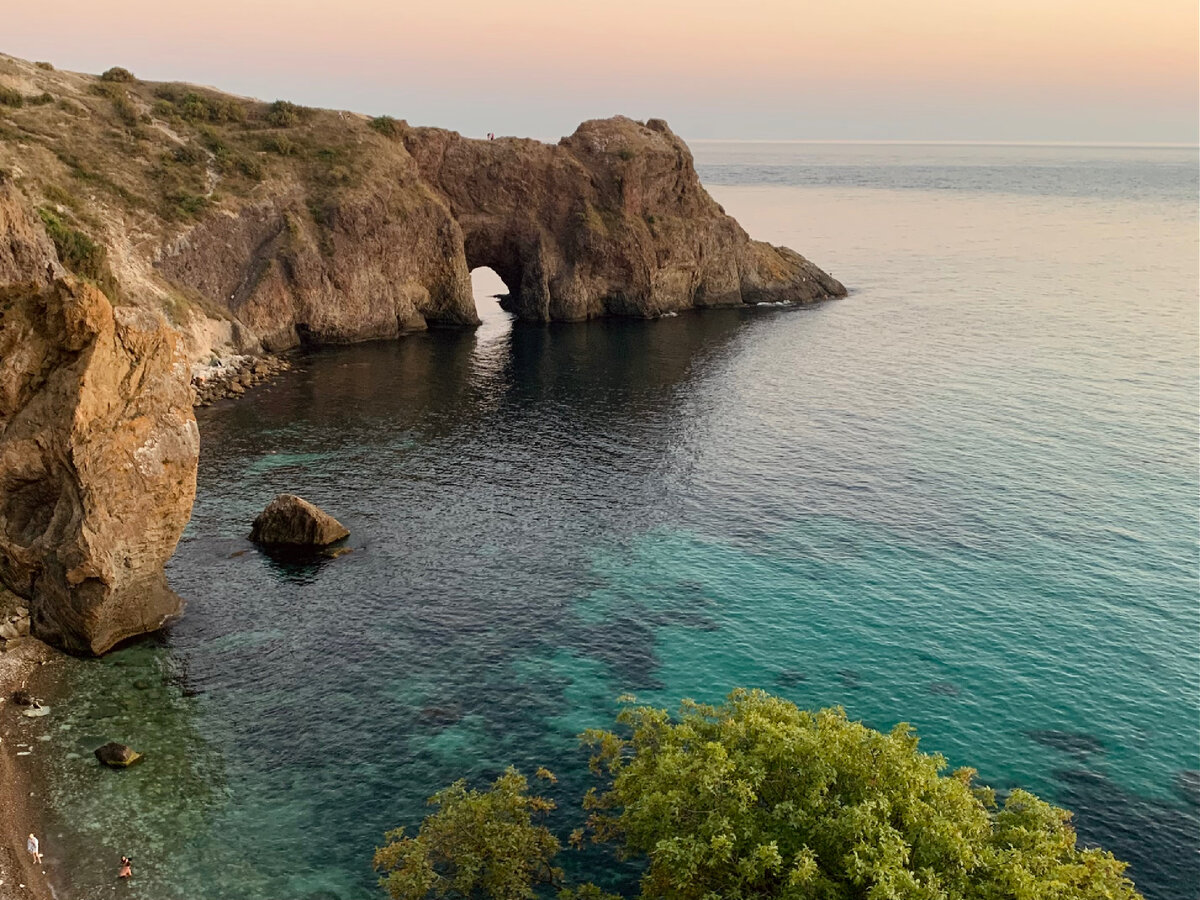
0 176 197 654
406 118 843 322
0 52 844 653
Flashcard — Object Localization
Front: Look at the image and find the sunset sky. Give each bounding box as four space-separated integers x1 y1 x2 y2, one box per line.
5 0 1197 142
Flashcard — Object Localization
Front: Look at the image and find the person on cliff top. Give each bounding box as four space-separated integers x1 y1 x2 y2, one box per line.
26 833 42 863
118 856 133 879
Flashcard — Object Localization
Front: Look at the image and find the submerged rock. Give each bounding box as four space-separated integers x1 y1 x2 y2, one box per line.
94 741 143 767
927 681 960 697
1026 729 1105 756
249 495 350 548
774 670 807 688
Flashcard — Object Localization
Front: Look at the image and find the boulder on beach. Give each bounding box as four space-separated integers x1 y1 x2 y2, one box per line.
95 741 143 767
249 494 350 548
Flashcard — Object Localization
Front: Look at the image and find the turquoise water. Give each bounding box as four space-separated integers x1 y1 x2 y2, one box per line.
32 143 1199 900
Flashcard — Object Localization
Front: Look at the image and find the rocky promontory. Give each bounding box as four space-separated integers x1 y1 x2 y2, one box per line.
0 52 844 654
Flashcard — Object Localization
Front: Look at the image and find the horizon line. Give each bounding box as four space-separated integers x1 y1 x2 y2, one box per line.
685 138 1200 149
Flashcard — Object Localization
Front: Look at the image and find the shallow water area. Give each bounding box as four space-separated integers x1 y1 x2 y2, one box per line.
36 143 1200 900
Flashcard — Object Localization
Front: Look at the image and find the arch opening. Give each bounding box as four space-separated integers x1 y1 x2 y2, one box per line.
470 266 514 343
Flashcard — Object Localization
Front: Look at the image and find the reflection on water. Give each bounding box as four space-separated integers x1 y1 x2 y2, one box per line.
36 145 1199 900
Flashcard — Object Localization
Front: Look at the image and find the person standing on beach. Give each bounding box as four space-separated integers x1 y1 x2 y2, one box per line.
26 833 42 863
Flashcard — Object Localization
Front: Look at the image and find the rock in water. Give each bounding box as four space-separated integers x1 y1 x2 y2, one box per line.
402 116 847 323
249 495 350 547
94 741 142 767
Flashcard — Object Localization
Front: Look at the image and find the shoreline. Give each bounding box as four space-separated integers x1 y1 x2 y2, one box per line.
0 639 61 900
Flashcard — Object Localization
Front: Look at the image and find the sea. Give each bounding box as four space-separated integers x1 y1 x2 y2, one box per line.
29 141 1200 900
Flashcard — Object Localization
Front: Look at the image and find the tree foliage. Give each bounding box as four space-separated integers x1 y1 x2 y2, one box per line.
378 690 1142 900
582 690 1140 900
374 767 562 899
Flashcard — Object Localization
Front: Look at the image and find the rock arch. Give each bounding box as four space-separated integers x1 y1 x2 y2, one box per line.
403 117 845 325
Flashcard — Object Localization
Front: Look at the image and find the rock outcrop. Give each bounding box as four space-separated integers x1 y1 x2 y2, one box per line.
249 494 350 547
405 117 845 322
0 177 198 655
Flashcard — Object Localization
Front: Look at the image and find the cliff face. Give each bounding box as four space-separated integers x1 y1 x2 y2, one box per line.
155 118 844 350
155 164 477 353
0 176 197 655
0 53 845 653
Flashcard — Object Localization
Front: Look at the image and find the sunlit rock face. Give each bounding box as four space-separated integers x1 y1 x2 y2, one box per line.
0 179 197 655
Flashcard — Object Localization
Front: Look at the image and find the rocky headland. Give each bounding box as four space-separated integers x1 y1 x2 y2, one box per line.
0 51 845 656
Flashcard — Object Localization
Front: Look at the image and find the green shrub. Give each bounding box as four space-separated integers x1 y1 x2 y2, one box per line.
88 81 123 99
233 155 264 181
168 191 208 219
55 151 147 209
29 92 54 105
37 208 119 297
152 85 246 124
197 127 227 155
110 94 140 127
172 142 208 166
368 115 402 138
265 100 311 128
42 183 78 208
261 134 299 156
100 66 135 83
616 148 635 161
34 61 54 71
0 86 24 108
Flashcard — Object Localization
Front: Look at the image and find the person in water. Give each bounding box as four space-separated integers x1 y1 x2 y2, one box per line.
118 856 132 879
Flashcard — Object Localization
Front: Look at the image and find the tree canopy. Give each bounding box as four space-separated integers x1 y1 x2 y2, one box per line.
376 689 1141 900
374 767 563 900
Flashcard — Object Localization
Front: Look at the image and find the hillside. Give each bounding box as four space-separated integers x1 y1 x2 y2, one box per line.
0 53 844 365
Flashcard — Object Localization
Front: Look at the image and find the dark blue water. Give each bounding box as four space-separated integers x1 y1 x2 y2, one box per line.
34 144 1199 900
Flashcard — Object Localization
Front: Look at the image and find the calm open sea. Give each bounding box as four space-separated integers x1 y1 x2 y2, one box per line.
33 142 1200 900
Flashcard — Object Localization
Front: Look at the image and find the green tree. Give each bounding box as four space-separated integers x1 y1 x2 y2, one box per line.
374 767 563 899
377 690 1141 900
580 689 1141 900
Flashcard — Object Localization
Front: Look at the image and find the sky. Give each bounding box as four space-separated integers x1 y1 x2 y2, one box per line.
4 0 1197 143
